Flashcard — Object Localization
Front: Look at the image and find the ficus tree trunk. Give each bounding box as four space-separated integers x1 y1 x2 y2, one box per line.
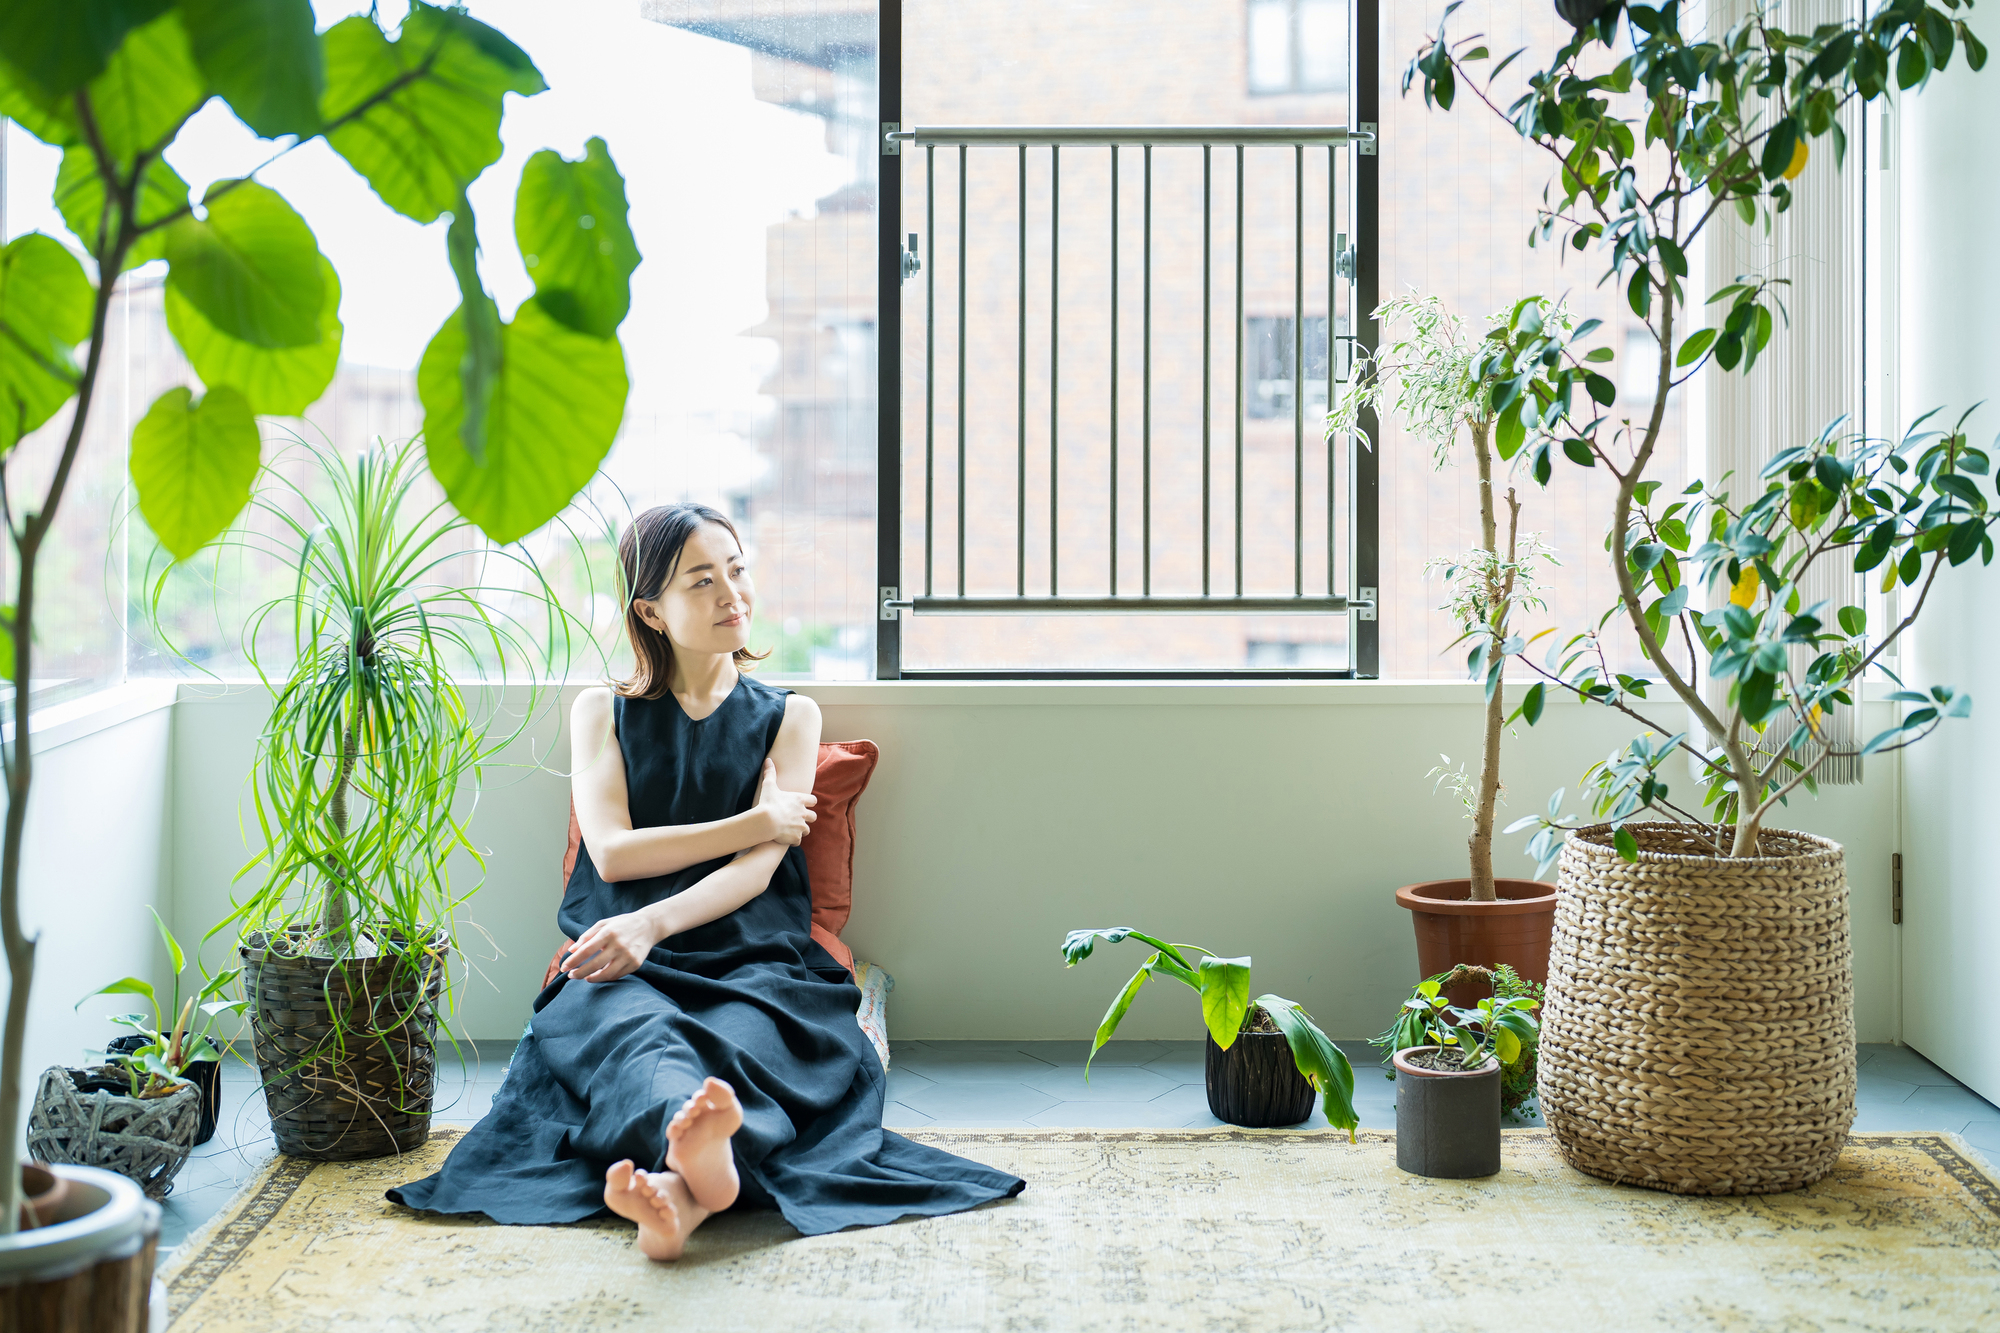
1468 417 1511 902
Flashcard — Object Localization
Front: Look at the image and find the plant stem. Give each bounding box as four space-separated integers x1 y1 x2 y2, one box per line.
0 209 123 1236
322 716 360 949
1469 419 1501 901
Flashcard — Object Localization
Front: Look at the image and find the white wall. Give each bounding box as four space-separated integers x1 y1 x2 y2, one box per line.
166 681 1903 1045
1897 55 2000 1104
1 686 176 1113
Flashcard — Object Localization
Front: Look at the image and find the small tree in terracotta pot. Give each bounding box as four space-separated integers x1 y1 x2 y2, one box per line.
1328 294 1572 999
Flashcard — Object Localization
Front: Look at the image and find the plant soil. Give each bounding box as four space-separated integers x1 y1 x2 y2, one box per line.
1241 1005 1279 1035
1406 1047 1489 1073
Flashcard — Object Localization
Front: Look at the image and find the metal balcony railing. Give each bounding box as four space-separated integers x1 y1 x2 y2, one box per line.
881 124 1375 622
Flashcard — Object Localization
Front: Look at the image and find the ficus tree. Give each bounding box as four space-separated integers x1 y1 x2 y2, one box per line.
1329 294 1567 899
1401 1 1992 869
0 2 637 1234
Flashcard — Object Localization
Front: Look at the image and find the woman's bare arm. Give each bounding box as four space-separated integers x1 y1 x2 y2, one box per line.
569 687 817 883
563 693 824 983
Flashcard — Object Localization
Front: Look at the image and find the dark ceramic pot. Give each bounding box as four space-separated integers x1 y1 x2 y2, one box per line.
1205 1020 1316 1128
108 1035 221 1145
1394 1046 1501 1178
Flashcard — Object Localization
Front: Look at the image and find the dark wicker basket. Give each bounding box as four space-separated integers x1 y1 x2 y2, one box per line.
241 930 448 1161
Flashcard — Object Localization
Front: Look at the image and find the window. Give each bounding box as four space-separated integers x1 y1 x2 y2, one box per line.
1246 315 1335 420
1247 0 1347 97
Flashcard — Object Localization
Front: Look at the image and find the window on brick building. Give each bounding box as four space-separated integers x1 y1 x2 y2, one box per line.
1247 0 1346 97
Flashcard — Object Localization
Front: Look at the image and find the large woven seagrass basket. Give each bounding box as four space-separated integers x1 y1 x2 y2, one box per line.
1539 823 1855 1195
241 930 447 1160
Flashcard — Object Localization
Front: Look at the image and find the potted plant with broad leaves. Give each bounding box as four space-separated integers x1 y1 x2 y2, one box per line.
27 915 245 1200
193 437 585 1161
0 3 632 1311
1372 964 1545 1121
1327 293 1576 1004
1405 0 1989 1194
1061 929 1358 1133
1373 975 1539 1179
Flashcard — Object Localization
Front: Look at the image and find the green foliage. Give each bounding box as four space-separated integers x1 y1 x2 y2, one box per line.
201 438 585 988
165 256 342 416
129 384 261 561
1060 927 1360 1138
419 299 630 543
516 138 643 340
163 180 327 349
180 0 323 139
319 4 546 225
0 234 94 452
1371 964 1543 1114
54 149 188 270
76 908 245 1099
1404 0 1990 856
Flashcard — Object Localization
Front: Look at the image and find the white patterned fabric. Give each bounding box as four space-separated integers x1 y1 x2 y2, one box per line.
853 961 893 1072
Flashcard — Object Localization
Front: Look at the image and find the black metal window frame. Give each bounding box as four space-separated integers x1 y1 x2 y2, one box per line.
875 0 1380 681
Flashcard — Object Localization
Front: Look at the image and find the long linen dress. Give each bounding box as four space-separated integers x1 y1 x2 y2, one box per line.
389 675 1024 1234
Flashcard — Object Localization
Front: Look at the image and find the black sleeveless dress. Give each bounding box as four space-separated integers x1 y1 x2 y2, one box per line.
388 675 1024 1234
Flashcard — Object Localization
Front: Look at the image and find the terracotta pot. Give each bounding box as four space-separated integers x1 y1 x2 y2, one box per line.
19 1164 67 1232
1394 878 1557 1007
1393 1046 1501 1178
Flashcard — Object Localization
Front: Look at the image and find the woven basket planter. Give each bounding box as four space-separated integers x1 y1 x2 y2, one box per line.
25 1066 200 1200
241 930 447 1161
1540 823 1855 1195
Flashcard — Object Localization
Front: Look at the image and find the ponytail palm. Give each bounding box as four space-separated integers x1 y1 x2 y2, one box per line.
204 437 583 978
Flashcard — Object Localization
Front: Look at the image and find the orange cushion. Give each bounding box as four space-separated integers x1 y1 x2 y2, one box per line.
542 738 878 988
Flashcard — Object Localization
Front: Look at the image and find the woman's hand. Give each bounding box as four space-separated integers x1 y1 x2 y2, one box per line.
752 758 817 846
563 910 669 984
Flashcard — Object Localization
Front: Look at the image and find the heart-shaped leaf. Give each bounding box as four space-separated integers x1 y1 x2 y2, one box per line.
420 297 627 544
0 233 95 452
1197 955 1252 1051
515 137 641 339
167 256 341 416
84 9 209 166
0 0 171 101
55 147 190 270
180 0 323 139
131 383 262 560
165 179 326 349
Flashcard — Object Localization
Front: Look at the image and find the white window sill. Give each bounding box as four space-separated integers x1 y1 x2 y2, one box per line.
2 680 178 751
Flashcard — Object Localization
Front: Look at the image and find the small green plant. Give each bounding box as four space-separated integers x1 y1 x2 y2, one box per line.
76 910 245 1099
1372 965 1542 1112
1061 927 1359 1138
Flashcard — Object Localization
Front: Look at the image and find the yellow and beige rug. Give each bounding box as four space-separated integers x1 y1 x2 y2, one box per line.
161 1128 2000 1332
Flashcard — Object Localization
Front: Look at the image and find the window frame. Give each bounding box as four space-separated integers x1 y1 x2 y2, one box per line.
874 0 1380 681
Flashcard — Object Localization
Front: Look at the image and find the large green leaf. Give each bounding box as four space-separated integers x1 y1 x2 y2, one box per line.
320 4 546 225
55 147 189 270
419 297 626 544
164 180 325 348
0 234 95 453
167 256 340 415
0 0 170 100
131 383 261 560
82 9 209 165
179 0 323 139
515 137 640 339
1258 994 1358 1138
1087 957 1154 1078
1197 955 1252 1051
0 55 82 145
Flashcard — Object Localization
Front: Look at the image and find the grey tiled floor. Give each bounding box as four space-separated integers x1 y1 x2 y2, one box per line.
154 1039 2000 1254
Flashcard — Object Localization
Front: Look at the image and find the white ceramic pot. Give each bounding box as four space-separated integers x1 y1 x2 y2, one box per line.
0 1164 161 1332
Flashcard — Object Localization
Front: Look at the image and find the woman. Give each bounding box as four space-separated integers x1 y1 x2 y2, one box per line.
390 503 1023 1257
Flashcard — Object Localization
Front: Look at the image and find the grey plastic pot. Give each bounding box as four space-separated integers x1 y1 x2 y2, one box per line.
1393 1046 1502 1178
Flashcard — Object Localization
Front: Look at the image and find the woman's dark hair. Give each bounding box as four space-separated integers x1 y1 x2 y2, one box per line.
614 502 768 699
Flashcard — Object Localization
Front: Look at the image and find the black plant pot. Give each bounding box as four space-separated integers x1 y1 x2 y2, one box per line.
1393 1046 1501 1178
108 1034 222 1145
1555 0 1623 27
1205 1024 1316 1128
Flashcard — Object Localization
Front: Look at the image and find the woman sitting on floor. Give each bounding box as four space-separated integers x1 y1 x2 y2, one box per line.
389 503 1023 1257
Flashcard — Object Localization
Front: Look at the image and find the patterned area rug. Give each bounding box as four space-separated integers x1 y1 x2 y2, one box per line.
161 1128 2000 1332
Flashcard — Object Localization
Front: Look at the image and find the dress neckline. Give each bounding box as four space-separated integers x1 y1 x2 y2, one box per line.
670 670 742 724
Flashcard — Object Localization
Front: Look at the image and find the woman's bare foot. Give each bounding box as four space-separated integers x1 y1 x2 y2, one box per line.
603 1160 707 1260
665 1077 744 1213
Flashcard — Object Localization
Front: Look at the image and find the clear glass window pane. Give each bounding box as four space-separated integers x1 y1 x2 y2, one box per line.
1246 0 1294 95
1297 0 1346 94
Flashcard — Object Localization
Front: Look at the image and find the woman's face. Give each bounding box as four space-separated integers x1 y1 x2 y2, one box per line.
634 522 755 659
